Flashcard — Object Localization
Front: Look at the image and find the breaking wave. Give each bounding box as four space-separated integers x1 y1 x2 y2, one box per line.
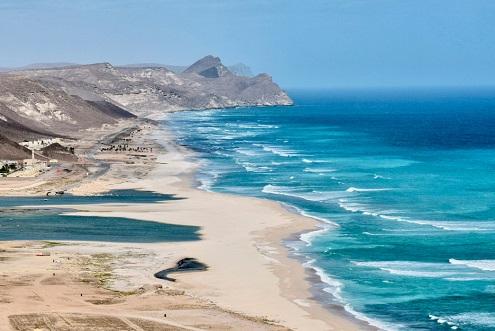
262 185 348 202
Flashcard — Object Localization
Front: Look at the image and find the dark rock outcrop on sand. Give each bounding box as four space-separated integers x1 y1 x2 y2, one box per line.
154 258 208 282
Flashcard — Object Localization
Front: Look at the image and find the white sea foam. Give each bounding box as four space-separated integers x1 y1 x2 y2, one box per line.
304 259 344 301
343 304 400 331
353 261 443 268
381 269 459 278
379 214 408 221
354 157 418 169
352 261 471 278
279 203 338 249
196 126 221 133
237 161 272 173
263 146 296 157
234 147 259 156
197 172 218 191
336 200 476 236
337 199 382 215
429 315 458 328
449 259 495 271
270 161 295 166
307 258 401 330
373 212 495 233
338 201 365 213
263 185 348 202
302 158 313 163
231 123 279 129
213 151 231 157
253 143 298 157
285 204 339 227
300 225 333 246
242 164 259 172
304 261 398 331
403 220 495 232
430 312 495 329
219 131 259 140
303 167 336 173
362 231 389 236
202 127 259 140
262 184 293 196
346 187 391 193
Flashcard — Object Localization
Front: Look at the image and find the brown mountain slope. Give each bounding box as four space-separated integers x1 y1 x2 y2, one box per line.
0 134 31 160
13 56 292 119
0 103 57 142
0 55 290 147
0 76 136 140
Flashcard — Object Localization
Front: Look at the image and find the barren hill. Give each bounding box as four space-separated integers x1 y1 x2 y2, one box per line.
0 55 291 155
12 56 292 119
0 134 31 160
0 76 136 141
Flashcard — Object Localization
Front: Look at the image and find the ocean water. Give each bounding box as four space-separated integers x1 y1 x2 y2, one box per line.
168 88 495 331
0 190 200 242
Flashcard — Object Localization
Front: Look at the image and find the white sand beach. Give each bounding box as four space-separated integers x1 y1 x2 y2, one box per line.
0 121 370 331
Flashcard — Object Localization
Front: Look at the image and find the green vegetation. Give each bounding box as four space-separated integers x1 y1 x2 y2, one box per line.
0 163 18 174
42 241 68 248
79 253 115 288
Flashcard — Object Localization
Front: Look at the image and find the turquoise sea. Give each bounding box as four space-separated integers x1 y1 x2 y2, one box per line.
168 89 495 331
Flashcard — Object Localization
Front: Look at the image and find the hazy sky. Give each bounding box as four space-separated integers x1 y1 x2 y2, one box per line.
1 0 494 88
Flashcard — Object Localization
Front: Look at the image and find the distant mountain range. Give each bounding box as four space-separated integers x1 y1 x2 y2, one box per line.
1 61 254 77
0 55 291 159
0 62 78 72
112 62 253 77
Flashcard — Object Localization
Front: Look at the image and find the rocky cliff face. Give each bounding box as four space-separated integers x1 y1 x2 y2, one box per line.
121 62 254 77
12 56 292 118
0 76 136 141
0 55 292 143
183 55 231 78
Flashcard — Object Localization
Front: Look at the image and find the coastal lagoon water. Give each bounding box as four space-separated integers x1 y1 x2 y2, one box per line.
0 190 200 243
169 89 495 331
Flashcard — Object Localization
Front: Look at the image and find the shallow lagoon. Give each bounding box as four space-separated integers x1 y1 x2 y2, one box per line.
0 190 200 243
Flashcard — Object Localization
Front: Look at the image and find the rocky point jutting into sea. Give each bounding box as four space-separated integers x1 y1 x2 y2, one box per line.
0 55 292 160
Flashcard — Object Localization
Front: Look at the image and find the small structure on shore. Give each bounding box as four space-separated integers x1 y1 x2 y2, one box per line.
19 138 62 151
8 149 50 178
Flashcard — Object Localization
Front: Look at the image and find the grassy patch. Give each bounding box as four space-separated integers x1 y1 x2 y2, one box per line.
78 253 115 288
42 241 68 248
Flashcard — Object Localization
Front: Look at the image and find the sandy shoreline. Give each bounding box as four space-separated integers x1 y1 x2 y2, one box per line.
0 119 371 330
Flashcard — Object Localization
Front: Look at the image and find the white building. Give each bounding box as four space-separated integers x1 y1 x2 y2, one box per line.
19 138 62 151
